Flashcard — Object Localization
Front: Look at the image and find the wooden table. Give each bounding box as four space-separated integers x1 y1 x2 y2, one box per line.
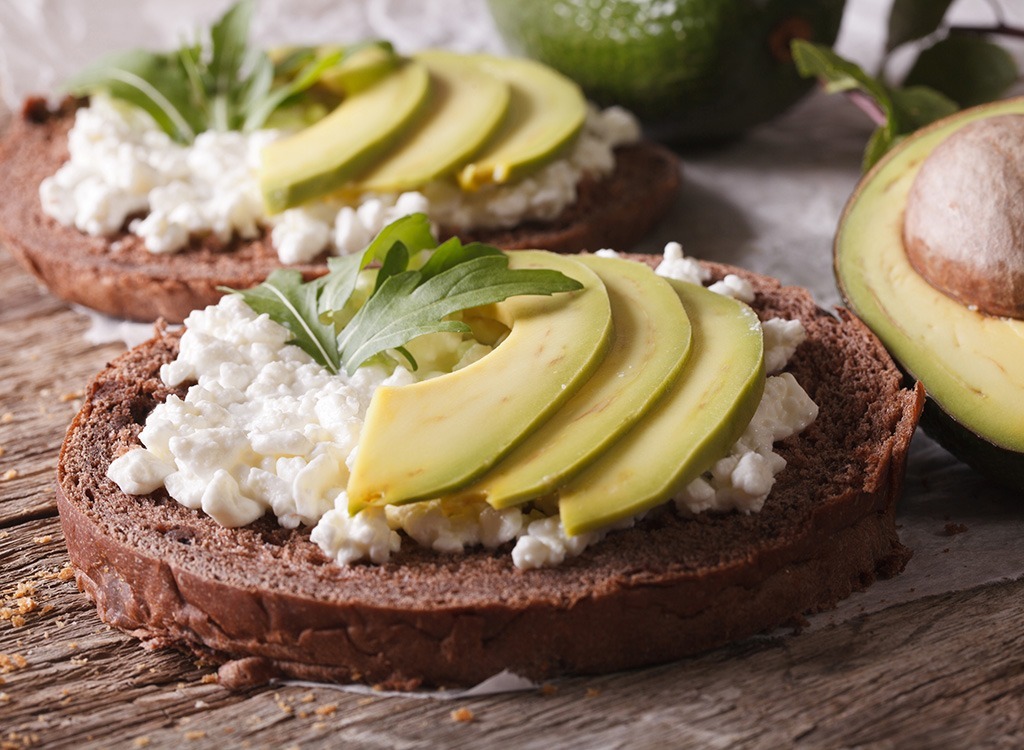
1 239 1023 749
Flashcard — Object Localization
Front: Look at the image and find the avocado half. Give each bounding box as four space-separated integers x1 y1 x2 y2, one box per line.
834 97 1024 491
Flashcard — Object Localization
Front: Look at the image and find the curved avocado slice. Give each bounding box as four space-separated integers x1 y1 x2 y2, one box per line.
354 50 511 193
558 279 765 536
457 55 586 190
259 60 430 213
453 254 692 508
346 251 612 512
835 97 1024 486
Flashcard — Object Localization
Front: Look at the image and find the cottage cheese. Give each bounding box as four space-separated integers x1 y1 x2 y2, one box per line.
40 96 638 263
107 243 818 569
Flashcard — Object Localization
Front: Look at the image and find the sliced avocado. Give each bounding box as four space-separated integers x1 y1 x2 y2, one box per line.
318 42 401 96
457 55 586 190
259 60 430 213
346 251 612 512
558 278 765 536
355 50 511 193
452 254 692 508
835 97 1024 488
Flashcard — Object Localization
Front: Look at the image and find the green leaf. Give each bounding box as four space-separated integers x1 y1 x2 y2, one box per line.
791 40 893 111
242 48 343 131
889 85 958 131
792 39 961 172
317 212 436 319
904 35 1018 108
220 270 341 374
374 242 411 292
419 238 503 280
336 254 583 374
64 49 200 142
63 0 370 142
209 0 254 98
886 0 955 52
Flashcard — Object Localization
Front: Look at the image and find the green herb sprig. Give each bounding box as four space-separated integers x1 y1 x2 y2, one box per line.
223 215 584 375
63 0 383 142
793 0 1020 170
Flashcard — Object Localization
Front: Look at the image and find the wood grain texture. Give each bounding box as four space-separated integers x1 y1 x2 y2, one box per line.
1 247 1023 749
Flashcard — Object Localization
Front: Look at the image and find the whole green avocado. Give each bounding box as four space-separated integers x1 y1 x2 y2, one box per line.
487 0 846 143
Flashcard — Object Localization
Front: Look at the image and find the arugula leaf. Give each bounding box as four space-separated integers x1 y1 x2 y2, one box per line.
419 238 503 280
62 0 385 143
221 270 341 374
65 49 200 143
317 212 436 319
336 254 583 374
226 217 583 376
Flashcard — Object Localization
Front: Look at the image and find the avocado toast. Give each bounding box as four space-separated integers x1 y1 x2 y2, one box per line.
0 4 680 323
56 242 922 690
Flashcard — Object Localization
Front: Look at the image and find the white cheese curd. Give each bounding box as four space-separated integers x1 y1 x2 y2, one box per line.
762 317 808 375
107 295 404 529
708 273 755 303
655 241 712 286
41 98 639 262
676 372 819 515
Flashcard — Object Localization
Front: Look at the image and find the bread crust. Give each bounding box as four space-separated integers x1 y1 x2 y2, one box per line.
56 256 924 690
0 100 681 323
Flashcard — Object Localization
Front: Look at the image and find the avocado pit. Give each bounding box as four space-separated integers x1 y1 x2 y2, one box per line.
902 113 1024 319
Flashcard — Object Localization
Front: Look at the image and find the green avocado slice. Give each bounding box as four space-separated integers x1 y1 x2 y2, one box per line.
259 60 431 213
558 278 765 536
457 55 586 190
835 98 1024 478
354 50 511 193
452 254 692 508
346 251 612 512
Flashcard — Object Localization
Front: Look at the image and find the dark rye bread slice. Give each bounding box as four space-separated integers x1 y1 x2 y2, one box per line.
56 255 924 691
0 98 681 323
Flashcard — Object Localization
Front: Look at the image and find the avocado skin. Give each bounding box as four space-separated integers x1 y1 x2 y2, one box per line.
487 0 845 144
918 401 1024 492
834 98 1024 492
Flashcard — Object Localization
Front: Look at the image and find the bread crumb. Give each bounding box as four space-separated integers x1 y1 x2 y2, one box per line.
1 470 18 481
0 447 5 457
0 693 10 703
1 413 13 424
59 390 85 403
0 654 28 673
300 692 316 703
9 615 25 628
450 707 475 723
183 731 206 740
58 566 75 582
200 674 218 685
31 536 52 545
274 694 293 715
296 710 310 720
133 738 151 748
67 642 78 649
585 688 602 698
70 657 88 666
13 583 35 598
314 703 337 717
357 697 375 706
